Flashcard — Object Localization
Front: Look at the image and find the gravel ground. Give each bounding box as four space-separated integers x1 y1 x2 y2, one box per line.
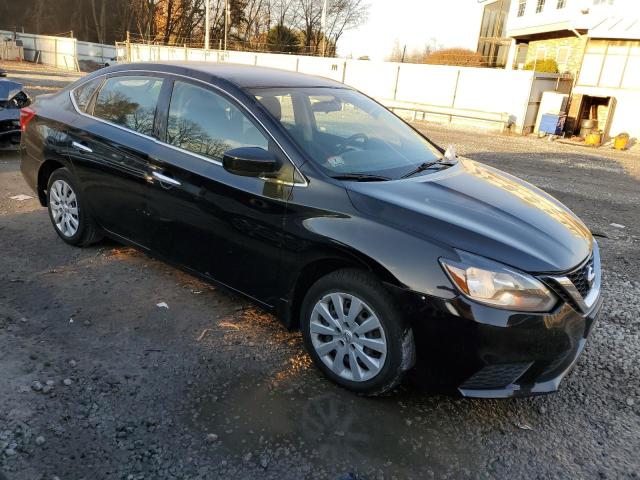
0 61 639 480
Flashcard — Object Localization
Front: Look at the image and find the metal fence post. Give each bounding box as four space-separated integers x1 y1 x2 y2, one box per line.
451 69 461 108
74 38 80 72
392 64 401 100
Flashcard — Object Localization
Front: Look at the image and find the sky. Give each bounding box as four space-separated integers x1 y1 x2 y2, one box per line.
338 0 487 60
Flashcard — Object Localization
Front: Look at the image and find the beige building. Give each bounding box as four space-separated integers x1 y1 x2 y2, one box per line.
503 0 640 140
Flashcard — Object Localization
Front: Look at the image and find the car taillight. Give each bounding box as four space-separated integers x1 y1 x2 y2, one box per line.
20 107 36 132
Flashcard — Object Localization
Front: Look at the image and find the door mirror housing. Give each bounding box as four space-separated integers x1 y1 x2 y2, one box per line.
222 147 279 177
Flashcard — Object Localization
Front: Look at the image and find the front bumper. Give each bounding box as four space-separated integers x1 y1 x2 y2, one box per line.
407 294 602 398
404 248 603 398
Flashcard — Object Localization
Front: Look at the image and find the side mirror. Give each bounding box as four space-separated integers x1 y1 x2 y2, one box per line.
222 147 279 177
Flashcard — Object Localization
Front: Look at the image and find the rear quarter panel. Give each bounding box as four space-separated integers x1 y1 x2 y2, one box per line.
20 91 80 199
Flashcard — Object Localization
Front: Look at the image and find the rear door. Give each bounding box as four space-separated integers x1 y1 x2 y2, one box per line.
145 78 300 305
67 74 165 248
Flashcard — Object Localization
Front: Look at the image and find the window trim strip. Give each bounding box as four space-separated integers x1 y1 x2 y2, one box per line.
69 69 308 187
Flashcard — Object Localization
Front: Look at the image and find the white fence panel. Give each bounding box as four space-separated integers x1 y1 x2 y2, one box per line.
76 41 116 64
395 64 459 106
187 48 207 61
225 51 256 65
255 52 298 71
343 60 399 99
0 30 78 70
454 69 534 129
297 56 345 82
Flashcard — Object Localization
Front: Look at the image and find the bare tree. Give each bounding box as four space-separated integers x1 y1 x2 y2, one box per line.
0 0 369 56
323 0 367 55
90 0 107 44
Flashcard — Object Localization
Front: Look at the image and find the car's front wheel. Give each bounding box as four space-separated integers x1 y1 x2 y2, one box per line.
301 269 415 396
46 168 102 246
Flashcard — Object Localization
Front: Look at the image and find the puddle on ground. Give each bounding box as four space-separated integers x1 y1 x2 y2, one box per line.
188 372 488 477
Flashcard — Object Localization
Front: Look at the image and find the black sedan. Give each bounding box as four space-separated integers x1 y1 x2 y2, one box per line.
19 62 602 397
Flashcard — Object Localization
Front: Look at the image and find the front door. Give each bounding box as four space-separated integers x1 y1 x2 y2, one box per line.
145 79 297 306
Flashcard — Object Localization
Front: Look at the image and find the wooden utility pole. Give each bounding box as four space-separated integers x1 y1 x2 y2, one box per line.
224 0 229 50
321 0 328 57
126 31 131 62
205 0 210 49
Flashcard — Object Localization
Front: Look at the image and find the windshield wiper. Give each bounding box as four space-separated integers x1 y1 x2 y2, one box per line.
330 173 391 182
401 159 455 179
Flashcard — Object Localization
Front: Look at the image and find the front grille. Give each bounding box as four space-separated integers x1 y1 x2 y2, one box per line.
460 362 533 390
567 255 594 298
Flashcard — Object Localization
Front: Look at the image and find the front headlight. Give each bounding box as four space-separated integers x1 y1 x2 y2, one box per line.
440 252 557 312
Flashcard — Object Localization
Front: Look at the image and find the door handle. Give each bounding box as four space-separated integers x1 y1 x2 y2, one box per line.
72 141 93 153
152 171 181 186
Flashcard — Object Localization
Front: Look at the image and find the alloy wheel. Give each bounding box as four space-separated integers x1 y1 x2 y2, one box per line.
309 292 387 382
49 179 80 238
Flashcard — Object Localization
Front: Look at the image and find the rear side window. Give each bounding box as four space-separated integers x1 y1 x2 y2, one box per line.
166 81 268 160
72 77 103 113
93 76 163 136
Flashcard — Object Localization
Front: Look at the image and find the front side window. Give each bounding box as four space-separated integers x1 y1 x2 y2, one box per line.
167 81 268 160
72 77 103 113
253 87 442 180
536 0 545 12
93 75 163 136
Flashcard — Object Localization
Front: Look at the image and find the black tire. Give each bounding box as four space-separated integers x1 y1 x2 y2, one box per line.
301 269 415 396
46 167 102 247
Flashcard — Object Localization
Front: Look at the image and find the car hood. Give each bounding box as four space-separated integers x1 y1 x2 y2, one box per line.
346 158 592 273
0 80 23 102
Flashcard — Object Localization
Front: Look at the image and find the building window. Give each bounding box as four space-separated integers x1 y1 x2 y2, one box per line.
536 0 546 13
476 0 511 67
557 0 566 8
556 46 570 71
518 0 527 16
536 46 546 60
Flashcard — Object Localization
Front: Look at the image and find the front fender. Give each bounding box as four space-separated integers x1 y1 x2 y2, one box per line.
298 214 457 299
281 179 458 302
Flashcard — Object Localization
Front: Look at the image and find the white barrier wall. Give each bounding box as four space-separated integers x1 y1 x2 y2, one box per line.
0 30 77 70
123 43 571 133
0 30 115 70
76 41 116 64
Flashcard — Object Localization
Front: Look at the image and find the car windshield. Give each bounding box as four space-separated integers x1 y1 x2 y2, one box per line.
251 87 443 180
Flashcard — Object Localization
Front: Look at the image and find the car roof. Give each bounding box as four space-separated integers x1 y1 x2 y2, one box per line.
112 61 348 90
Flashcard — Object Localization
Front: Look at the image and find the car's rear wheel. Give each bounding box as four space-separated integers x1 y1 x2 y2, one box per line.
46 168 102 246
301 269 415 396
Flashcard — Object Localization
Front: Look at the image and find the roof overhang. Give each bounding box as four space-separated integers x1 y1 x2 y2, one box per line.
507 21 577 40
587 17 640 40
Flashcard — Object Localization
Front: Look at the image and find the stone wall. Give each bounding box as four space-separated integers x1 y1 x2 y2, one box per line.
524 36 587 76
